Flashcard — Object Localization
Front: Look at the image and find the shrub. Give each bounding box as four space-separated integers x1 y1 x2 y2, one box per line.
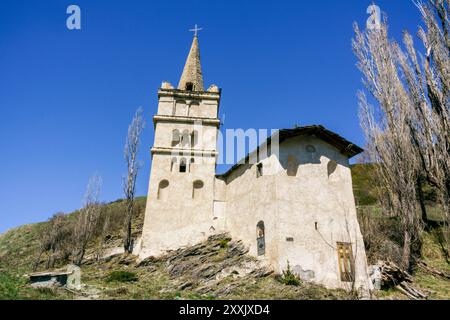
106 271 138 283
279 261 300 286
357 207 404 266
219 239 230 248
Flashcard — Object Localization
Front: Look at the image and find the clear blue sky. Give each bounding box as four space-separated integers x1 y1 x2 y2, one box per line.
0 0 422 232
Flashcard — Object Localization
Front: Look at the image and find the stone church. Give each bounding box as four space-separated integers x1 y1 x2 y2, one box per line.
139 32 372 292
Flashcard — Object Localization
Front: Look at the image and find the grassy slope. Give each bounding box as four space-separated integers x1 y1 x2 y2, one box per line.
0 164 448 299
78 235 350 300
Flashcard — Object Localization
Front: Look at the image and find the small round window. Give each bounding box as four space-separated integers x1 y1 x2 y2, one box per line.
159 180 169 189
306 145 316 153
193 180 204 189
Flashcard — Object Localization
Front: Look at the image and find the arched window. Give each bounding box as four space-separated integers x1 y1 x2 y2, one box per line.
327 160 338 179
172 129 180 146
287 155 299 177
192 180 204 199
256 221 265 256
157 180 169 200
170 157 177 172
185 82 194 91
181 130 190 147
179 158 187 173
189 158 195 172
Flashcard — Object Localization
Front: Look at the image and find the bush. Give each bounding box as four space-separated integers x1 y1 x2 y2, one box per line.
219 239 230 248
357 207 404 266
279 261 300 286
106 271 138 283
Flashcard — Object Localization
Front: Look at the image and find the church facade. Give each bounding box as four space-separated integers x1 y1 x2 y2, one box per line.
139 34 372 292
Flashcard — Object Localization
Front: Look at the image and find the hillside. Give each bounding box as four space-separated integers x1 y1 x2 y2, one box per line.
0 164 449 300
0 232 351 300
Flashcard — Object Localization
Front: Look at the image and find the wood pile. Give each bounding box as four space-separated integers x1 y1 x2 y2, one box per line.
380 260 427 300
418 260 450 280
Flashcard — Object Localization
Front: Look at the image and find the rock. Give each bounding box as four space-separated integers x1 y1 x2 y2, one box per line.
145 265 158 273
136 256 160 267
118 255 136 265
251 268 273 278
134 233 274 297
178 281 193 290
216 283 240 295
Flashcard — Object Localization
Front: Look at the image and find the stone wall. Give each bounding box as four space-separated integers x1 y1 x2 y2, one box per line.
139 88 221 258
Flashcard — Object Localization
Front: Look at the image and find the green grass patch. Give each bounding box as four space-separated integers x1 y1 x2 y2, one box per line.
219 239 230 248
106 271 138 283
0 272 22 299
279 261 300 286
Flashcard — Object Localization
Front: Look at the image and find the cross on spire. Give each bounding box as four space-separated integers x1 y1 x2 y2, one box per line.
189 24 203 37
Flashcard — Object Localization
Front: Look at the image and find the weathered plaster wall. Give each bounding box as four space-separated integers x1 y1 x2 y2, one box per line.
222 136 372 291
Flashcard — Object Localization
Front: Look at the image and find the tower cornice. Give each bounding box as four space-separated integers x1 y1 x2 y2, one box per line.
153 115 220 127
151 147 218 157
157 88 221 101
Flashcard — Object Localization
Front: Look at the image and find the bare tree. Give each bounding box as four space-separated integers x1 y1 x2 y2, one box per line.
33 213 72 271
72 174 102 266
360 91 421 270
398 1 450 245
95 209 111 261
123 107 145 253
353 17 421 271
353 0 450 268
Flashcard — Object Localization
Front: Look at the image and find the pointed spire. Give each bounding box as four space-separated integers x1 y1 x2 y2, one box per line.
178 34 204 91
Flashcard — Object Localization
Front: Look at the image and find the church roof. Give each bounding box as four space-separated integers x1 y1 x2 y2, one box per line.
178 35 204 91
217 125 363 178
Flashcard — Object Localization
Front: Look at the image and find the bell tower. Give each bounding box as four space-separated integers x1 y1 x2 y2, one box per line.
139 30 222 258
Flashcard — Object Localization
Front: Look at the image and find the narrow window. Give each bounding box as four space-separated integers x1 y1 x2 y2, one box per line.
181 130 190 147
256 221 265 255
256 163 263 178
337 242 355 282
170 157 177 172
189 158 195 172
287 155 298 177
179 158 187 173
192 180 204 199
172 129 180 146
157 180 169 200
191 130 198 147
185 82 194 91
